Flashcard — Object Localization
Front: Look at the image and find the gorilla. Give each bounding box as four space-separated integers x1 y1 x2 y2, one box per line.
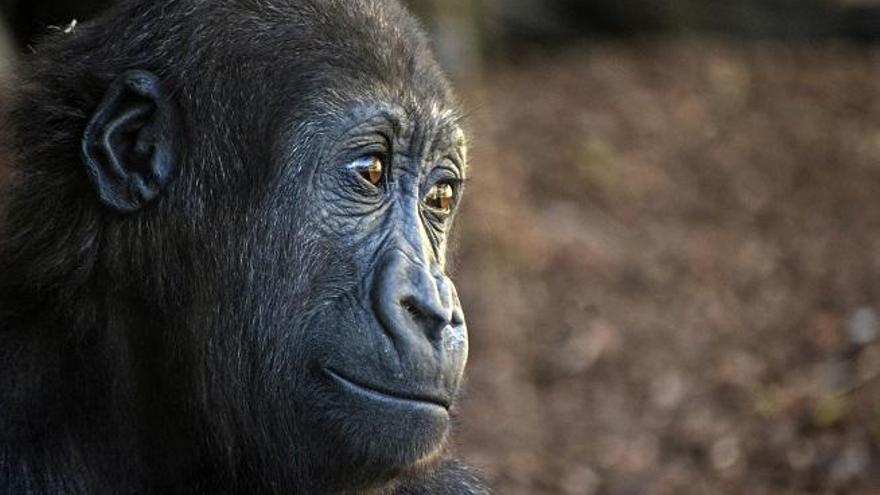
0 0 488 493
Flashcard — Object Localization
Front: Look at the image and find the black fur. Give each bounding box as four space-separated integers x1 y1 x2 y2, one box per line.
0 1 488 493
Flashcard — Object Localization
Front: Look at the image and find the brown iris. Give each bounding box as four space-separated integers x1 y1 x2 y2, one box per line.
426 183 454 212
361 156 382 186
353 156 383 186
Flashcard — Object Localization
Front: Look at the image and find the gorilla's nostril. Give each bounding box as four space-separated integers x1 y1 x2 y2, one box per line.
400 296 448 336
451 310 464 327
401 297 427 322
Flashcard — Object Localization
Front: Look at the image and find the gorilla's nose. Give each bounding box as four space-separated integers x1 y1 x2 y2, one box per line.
372 250 455 346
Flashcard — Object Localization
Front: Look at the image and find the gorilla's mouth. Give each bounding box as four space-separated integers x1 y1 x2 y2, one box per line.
324 368 451 411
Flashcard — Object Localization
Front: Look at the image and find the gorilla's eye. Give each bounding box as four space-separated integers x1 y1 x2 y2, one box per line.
350 155 384 186
425 183 455 212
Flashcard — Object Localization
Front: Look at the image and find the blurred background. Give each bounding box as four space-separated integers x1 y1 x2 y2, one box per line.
3 1 880 493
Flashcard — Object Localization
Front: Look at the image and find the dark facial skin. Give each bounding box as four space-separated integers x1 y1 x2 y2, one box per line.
304 103 469 446
0 0 488 493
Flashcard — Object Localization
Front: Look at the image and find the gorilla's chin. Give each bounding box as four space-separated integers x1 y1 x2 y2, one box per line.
315 368 452 473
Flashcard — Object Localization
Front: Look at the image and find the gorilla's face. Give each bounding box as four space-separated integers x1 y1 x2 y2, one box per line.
292 101 469 473
183 95 470 485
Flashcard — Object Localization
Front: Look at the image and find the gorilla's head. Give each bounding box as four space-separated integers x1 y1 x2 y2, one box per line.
3 0 470 491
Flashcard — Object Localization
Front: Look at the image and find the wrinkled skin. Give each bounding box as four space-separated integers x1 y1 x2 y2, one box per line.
0 0 488 493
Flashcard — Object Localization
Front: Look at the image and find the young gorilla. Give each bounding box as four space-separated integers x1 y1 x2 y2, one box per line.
0 0 488 493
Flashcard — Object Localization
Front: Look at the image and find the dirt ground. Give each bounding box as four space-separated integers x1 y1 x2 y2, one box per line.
452 40 880 494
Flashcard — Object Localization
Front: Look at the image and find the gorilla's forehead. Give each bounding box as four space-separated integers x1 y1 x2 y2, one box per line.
298 73 457 124
334 101 464 147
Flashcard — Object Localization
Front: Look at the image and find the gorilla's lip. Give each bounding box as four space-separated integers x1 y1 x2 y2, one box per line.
324 368 451 411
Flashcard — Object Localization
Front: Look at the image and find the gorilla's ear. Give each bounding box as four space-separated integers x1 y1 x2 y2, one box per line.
82 70 180 213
